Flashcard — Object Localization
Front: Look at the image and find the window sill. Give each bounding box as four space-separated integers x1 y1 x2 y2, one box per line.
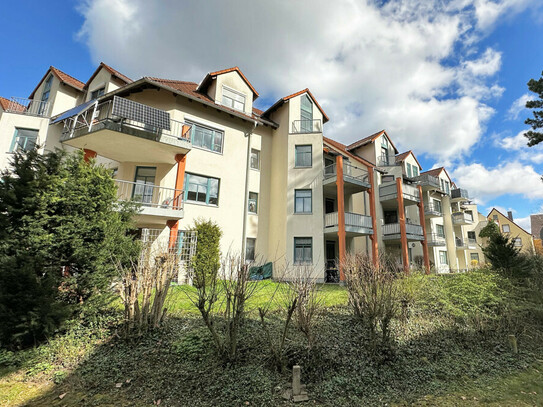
294 166 312 169
191 145 224 156
294 212 313 215
294 262 313 266
184 200 219 208
248 212 258 215
250 167 260 172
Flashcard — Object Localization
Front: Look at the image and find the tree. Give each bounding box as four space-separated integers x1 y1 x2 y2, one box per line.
524 70 543 146
190 218 222 288
0 148 139 348
479 221 524 274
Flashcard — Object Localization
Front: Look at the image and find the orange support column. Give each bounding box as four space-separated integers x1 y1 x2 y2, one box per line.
368 167 379 266
83 149 96 162
417 185 431 274
396 178 409 274
168 153 187 248
336 156 347 281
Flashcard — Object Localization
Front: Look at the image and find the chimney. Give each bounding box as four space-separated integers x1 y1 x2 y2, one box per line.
507 211 513 221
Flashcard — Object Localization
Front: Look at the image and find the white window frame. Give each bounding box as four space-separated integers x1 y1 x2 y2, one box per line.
250 149 260 170
221 85 246 112
246 238 256 261
248 192 258 214
295 145 312 168
295 189 312 214
10 128 39 152
502 224 510 233
186 120 224 154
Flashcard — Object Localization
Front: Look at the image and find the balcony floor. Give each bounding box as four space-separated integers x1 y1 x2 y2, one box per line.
383 233 424 242
324 225 373 237
323 176 370 195
62 122 191 164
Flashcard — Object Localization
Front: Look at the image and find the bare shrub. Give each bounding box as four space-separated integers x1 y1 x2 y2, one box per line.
343 253 401 349
292 266 322 348
116 244 179 338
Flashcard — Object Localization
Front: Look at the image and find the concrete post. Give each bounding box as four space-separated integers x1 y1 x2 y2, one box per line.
292 365 301 396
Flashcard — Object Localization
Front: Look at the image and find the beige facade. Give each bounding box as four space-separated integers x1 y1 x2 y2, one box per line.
487 208 534 253
0 63 489 281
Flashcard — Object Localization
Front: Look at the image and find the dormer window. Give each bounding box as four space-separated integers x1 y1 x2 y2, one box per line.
41 75 53 103
90 87 105 100
300 94 313 132
222 86 246 112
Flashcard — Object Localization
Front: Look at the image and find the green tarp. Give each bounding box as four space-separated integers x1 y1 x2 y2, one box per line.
249 262 273 280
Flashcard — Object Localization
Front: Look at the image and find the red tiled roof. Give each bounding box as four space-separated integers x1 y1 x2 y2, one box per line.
323 136 375 169
85 62 133 89
29 66 85 98
420 167 452 183
395 150 422 170
197 67 259 99
345 129 399 154
262 88 329 123
0 97 26 112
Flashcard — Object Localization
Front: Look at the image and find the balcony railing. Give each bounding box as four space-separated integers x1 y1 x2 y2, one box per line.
377 154 397 167
452 211 473 225
379 181 420 203
382 222 423 237
451 188 469 200
424 203 442 216
414 173 440 189
291 119 322 133
114 179 183 211
324 211 373 230
455 238 468 249
60 97 192 142
427 233 446 246
4 97 51 117
323 161 369 184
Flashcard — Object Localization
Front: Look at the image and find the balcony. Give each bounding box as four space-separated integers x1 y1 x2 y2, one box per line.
452 211 473 225
451 188 469 201
323 161 370 194
382 222 424 241
291 119 322 134
427 233 446 247
468 238 477 249
4 97 51 117
377 154 397 167
324 211 373 236
57 96 192 164
455 238 468 249
424 203 442 217
414 173 441 190
115 179 184 220
379 181 420 208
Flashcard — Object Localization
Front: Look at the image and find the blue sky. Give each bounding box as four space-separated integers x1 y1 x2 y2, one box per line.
1 0 543 231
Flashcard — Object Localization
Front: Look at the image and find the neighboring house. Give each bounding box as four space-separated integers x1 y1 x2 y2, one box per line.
0 63 488 281
530 214 543 255
487 208 534 253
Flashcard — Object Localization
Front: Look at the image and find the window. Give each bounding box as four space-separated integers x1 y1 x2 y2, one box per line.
470 253 479 262
132 167 156 204
445 181 450 194
465 210 474 221
294 237 312 264
492 215 498 221
222 86 246 112
381 136 388 148
412 166 419 177
384 210 398 224
300 94 313 132
250 149 260 170
436 224 445 238
382 174 394 183
90 87 105 99
502 224 510 233
513 237 522 247
433 199 442 213
439 251 448 265
407 163 413 178
295 145 312 167
41 75 53 103
10 128 38 152
295 189 312 213
467 231 476 242
246 238 256 261
248 192 258 213
188 122 224 153
380 147 389 165
184 173 220 205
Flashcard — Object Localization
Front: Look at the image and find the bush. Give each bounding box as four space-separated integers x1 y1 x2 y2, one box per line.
190 218 222 288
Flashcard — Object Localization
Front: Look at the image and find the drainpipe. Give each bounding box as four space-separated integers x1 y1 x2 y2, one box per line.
241 120 258 262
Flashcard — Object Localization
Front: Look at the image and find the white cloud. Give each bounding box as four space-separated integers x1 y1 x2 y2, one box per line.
507 93 532 120
475 0 535 31
495 130 543 163
76 0 539 161
452 161 543 203
499 130 529 150
515 215 531 232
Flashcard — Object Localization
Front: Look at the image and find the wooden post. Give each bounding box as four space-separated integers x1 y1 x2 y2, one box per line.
417 185 431 274
368 167 379 266
336 156 346 281
396 178 409 274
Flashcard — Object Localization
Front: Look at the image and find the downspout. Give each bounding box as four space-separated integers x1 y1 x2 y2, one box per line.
241 120 258 261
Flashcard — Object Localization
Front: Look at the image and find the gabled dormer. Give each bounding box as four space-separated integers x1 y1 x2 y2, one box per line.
196 67 258 116
84 62 133 102
261 88 329 133
395 150 422 178
345 130 398 166
420 167 452 195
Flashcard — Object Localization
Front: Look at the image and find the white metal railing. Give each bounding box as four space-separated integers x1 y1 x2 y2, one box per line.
115 179 183 211
291 119 322 133
379 183 397 197
455 238 467 248
383 223 401 235
424 203 442 215
377 154 396 166
60 97 192 142
5 97 50 117
428 233 446 245
324 211 372 230
402 183 420 201
406 223 423 236
451 188 469 200
468 238 477 245
323 161 369 183
452 211 473 224
415 174 440 189
379 181 420 202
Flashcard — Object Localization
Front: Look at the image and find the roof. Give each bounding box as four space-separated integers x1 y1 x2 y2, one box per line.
420 167 452 183
323 136 375 169
487 208 532 236
29 66 85 99
395 150 422 170
197 67 259 99
85 62 133 89
261 88 329 123
345 130 399 154
0 97 26 113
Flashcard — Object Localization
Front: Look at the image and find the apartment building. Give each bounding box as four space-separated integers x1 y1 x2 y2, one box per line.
0 63 486 281
487 208 534 253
